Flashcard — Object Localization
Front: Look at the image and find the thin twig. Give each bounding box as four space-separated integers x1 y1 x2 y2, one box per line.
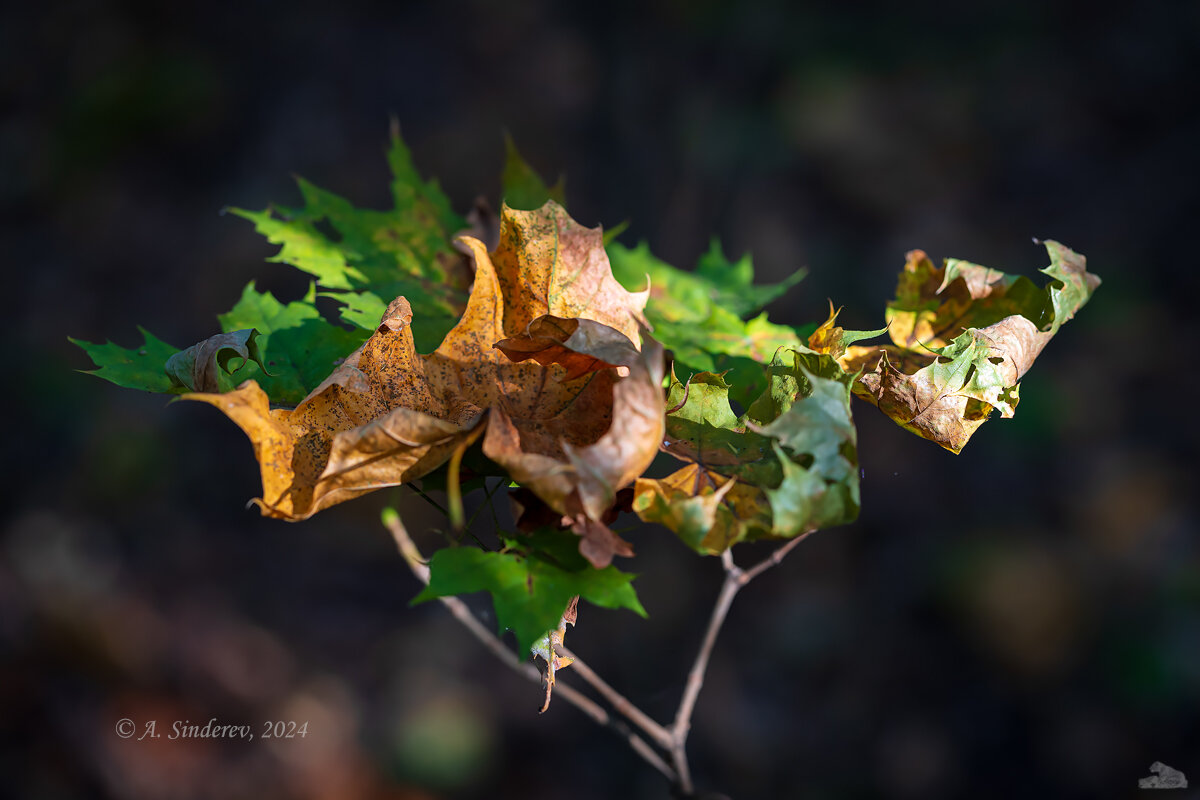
382 509 678 784
739 530 813 585
466 477 503 530
556 645 673 751
407 483 448 516
667 530 817 795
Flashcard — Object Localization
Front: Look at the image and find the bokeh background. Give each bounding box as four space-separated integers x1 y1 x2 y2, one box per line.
4 1 1198 798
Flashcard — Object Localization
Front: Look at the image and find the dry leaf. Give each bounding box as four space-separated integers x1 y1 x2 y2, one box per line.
828 241 1099 453
183 202 660 541
165 329 269 393
488 316 663 566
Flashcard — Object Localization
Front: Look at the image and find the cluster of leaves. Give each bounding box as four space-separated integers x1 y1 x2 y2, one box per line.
72 131 1099 654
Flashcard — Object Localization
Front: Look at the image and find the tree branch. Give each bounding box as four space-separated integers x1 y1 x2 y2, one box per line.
386 506 814 797
555 644 674 752
666 530 817 795
383 510 678 784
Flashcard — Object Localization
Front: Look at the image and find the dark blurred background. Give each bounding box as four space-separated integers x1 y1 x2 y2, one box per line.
4 1 1198 798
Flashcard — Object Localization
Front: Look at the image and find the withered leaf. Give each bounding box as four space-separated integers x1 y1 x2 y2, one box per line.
165 329 269 394
832 240 1099 453
489 315 663 567
184 202 661 545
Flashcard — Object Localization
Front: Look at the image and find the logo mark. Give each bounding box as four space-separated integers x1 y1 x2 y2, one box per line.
1139 762 1188 790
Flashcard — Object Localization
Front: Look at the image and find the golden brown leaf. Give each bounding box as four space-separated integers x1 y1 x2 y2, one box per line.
487 316 664 567
185 297 486 518
184 202 659 537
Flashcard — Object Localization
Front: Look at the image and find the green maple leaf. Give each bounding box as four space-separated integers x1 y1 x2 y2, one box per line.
693 240 807 317
73 127 467 399
227 126 468 348
635 346 860 554
216 282 367 406
607 240 808 404
413 534 645 655
501 134 566 211
69 327 181 393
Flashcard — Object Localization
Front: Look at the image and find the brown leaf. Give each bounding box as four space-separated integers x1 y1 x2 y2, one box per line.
185 298 486 519
485 316 664 566
568 514 635 569
165 329 269 393
830 241 1099 453
184 202 660 529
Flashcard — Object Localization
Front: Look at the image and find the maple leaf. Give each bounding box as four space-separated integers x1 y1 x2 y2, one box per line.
184 202 663 567
413 529 645 656
633 347 862 554
828 241 1100 453
228 126 470 353
607 239 808 405
70 327 182 394
72 127 465 400
501 134 567 211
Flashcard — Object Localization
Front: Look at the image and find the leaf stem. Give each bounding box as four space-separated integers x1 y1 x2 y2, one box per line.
446 440 468 530
407 483 448 516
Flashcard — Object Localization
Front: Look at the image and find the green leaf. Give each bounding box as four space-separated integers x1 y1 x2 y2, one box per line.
70 327 181 394
636 346 861 553
218 282 368 406
227 203 362 290
413 542 644 655
660 371 780 487
694 239 807 317
228 127 469 336
501 134 566 211
323 289 388 332
320 283 462 353
606 240 807 402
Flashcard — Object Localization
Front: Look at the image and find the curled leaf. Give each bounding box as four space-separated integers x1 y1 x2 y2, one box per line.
835 240 1099 453
165 329 269 393
488 316 664 567
532 595 578 713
